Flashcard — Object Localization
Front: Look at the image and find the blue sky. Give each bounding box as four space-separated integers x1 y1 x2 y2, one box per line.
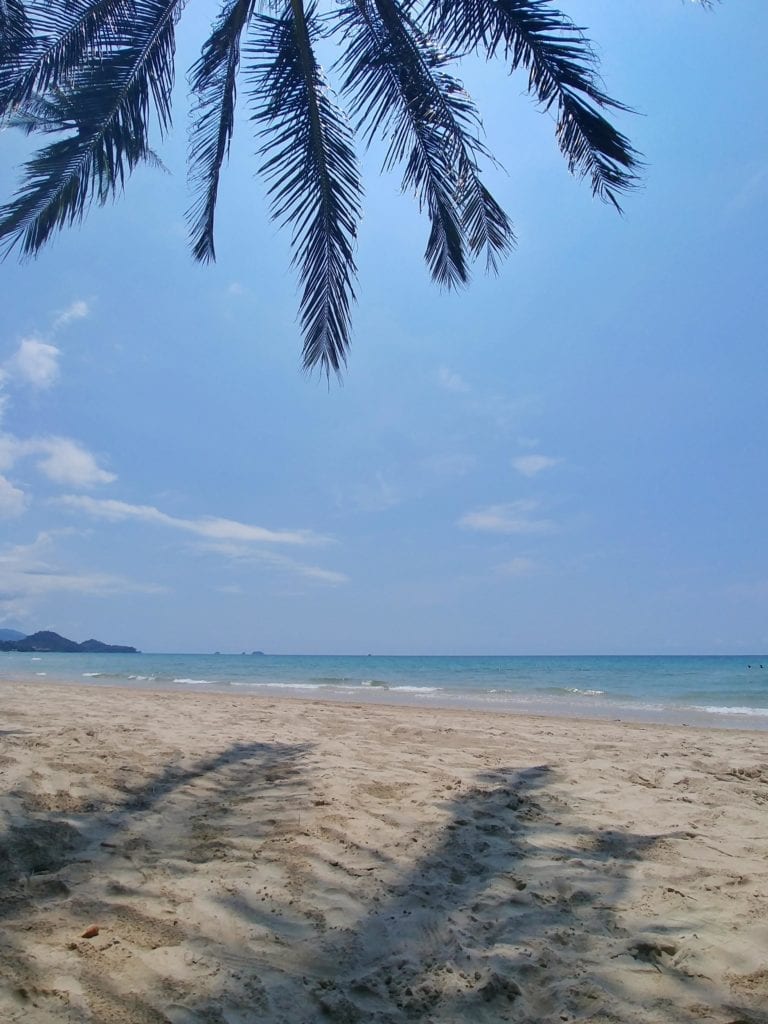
1 1 766 654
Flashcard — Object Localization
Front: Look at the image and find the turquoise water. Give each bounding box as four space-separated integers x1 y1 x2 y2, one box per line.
2 653 767 729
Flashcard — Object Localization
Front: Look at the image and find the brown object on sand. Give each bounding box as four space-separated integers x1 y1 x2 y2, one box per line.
81 925 100 939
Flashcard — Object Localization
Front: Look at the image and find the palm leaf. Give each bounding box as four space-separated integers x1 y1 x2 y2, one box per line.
187 0 257 263
0 0 183 256
0 0 32 65
4 89 76 132
0 0 136 118
246 1 362 377
425 0 640 208
336 0 513 284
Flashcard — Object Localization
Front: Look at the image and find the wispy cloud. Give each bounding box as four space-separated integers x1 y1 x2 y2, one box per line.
437 366 470 394
35 438 116 486
0 475 27 518
59 496 348 585
512 454 560 477
52 299 89 331
195 538 349 585
0 435 115 488
59 495 325 545
2 299 89 394
1 301 103 496
458 500 555 535
0 532 163 620
7 338 61 389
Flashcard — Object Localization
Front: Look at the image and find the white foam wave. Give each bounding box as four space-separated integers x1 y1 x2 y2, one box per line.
83 672 102 677
390 686 438 693
35 672 46 676
128 675 153 681
31 657 41 661
694 705 768 717
174 677 215 685
260 682 324 690
565 687 606 696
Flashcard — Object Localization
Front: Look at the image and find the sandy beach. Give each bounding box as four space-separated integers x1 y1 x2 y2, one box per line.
0 681 766 1024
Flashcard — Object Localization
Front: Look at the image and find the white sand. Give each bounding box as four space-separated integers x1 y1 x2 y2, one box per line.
0 681 767 1023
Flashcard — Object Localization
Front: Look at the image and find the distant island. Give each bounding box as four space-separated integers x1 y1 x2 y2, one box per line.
0 630 138 654
0 628 26 643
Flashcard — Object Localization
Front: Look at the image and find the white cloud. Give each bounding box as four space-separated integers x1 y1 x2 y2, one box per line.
0 532 163 620
34 437 116 487
2 297 89 397
227 282 245 296
0 434 19 472
299 565 348 584
459 500 555 535
194 538 349 583
0 303 109 509
58 496 348 585
437 367 470 394
59 495 328 546
497 557 537 577
0 434 115 488
9 338 61 388
512 454 561 477
53 299 89 331
0 475 27 518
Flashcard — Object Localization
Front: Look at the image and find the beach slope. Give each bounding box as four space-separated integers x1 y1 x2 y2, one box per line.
0 682 766 1023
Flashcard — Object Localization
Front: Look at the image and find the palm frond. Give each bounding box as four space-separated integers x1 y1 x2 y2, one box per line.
425 0 640 208
246 1 362 377
0 0 183 257
187 0 256 263
335 0 513 284
4 89 75 132
0 0 32 65
0 0 136 118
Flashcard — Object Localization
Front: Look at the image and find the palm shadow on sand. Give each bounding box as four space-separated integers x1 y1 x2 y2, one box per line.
0 734 765 1024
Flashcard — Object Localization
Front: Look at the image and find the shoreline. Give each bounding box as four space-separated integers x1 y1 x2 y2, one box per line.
1 681 768 1022
3 668 768 732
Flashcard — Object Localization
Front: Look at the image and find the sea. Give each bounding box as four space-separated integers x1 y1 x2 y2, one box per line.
2 652 768 730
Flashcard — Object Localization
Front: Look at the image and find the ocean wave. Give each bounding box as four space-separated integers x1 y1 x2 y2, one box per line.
390 686 438 693
83 672 103 677
174 677 218 686
127 675 154 681
694 705 768 717
361 679 389 688
260 682 325 690
536 685 609 698
309 676 355 684
35 672 46 676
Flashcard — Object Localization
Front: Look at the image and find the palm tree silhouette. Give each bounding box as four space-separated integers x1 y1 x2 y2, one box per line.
0 2 702 375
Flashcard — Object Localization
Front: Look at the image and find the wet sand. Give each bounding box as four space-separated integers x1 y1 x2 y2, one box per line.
1 681 767 1023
